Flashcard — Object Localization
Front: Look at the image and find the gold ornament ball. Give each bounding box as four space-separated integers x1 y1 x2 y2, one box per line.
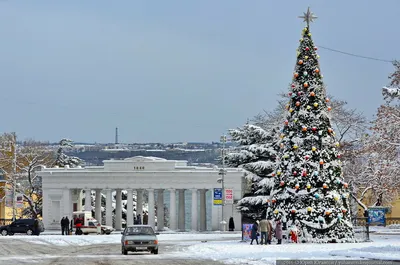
304 56 309 60
308 33 311 37
312 146 316 151
307 207 312 212
293 144 298 149
306 105 311 110
289 108 294 113
314 102 318 107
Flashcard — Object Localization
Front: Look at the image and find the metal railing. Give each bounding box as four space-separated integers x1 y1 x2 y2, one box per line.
354 217 400 227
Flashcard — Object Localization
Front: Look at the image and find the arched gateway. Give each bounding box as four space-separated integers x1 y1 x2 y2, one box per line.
40 156 245 231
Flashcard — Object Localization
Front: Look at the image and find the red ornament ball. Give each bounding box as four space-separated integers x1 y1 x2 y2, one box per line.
314 47 318 50
288 92 293 96
305 47 310 51
312 127 317 131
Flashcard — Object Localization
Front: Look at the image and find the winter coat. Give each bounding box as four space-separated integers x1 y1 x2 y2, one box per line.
259 219 269 232
143 214 148 225
251 223 258 239
268 220 273 241
275 220 283 240
229 217 235 230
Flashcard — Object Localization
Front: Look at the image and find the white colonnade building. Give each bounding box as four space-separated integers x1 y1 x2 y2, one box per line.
39 156 245 231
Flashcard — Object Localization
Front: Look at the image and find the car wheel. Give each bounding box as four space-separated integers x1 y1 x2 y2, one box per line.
122 247 128 255
101 230 105 235
1 230 8 236
153 249 158 255
26 229 33 235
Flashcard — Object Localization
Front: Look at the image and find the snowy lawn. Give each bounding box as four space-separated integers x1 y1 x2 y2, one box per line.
0 232 399 264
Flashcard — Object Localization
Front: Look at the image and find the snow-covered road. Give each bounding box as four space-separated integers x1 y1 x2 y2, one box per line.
0 232 399 264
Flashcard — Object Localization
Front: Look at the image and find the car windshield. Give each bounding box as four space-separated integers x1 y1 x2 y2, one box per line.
125 227 154 235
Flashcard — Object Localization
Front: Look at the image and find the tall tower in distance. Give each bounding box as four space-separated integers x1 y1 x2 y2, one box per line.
115 127 119 145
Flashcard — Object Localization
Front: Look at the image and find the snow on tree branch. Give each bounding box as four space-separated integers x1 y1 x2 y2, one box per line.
382 87 400 102
54 138 84 168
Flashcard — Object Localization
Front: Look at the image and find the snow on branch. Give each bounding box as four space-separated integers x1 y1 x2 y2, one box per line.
382 87 400 102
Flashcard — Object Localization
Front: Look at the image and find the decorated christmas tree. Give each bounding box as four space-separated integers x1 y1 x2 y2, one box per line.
226 124 280 220
268 8 355 243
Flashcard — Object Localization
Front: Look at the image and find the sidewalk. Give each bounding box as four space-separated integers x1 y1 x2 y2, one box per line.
41 229 242 235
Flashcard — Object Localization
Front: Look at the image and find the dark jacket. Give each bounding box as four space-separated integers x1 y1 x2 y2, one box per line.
229 217 235 230
251 222 258 239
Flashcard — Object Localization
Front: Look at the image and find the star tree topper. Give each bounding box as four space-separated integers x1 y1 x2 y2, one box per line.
298 7 318 28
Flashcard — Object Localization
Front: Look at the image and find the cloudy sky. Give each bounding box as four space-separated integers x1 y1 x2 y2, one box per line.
0 0 398 143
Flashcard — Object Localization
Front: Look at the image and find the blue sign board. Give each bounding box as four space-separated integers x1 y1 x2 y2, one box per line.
213 188 222 205
368 207 388 226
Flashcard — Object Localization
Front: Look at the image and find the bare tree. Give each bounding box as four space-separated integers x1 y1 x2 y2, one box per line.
0 134 53 218
344 134 400 209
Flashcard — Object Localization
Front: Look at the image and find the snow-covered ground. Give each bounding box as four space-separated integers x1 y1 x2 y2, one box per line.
0 230 399 264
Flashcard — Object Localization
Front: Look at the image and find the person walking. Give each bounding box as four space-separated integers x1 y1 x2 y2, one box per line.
60 217 66 235
267 219 273 244
275 218 283 244
228 217 235 231
250 220 259 245
259 218 269 245
65 216 70 235
33 218 40 236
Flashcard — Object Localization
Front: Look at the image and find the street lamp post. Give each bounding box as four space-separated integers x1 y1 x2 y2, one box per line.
10 133 17 221
219 135 227 230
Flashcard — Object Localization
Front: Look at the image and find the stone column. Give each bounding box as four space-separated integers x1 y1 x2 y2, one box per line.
127 189 134 226
105 189 113 227
148 189 155 229
95 189 102 224
169 189 177 230
136 189 144 223
199 189 207 231
115 189 122 230
42 188 49 228
156 189 164 231
191 189 198 231
178 189 185 231
84 188 92 212
62 189 72 219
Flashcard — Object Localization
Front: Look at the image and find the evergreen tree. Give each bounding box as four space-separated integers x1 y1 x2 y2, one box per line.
226 124 279 220
268 9 354 243
54 138 83 168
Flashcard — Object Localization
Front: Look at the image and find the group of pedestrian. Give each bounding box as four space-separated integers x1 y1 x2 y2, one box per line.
60 216 70 235
250 217 283 245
